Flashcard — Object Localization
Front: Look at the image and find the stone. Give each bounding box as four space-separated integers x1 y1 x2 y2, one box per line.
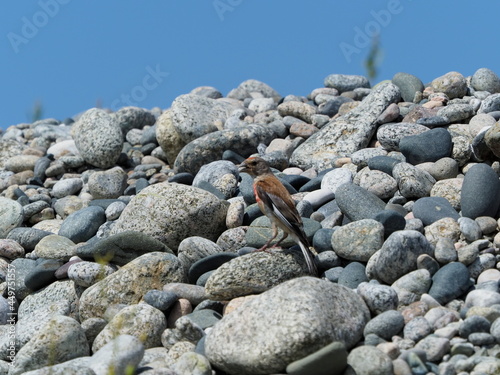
347 345 394 375
0 197 23 238
51 178 83 198
58 206 106 244
461 163 500 219
79 252 185 320
324 74 370 93
92 303 167 352
110 183 228 251
370 230 434 284
412 197 460 226
471 68 500 94
88 167 128 199
431 71 467 99
399 128 453 165
8 315 89 375
377 122 429 152
335 183 386 221
392 72 424 102
286 341 348 375
205 277 370 375
77 231 173 266
73 108 124 168
291 83 400 170
392 162 436 199
332 219 384 262
428 262 473 305
89 335 145 375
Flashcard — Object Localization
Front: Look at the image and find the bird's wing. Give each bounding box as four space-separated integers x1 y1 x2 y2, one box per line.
255 184 309 245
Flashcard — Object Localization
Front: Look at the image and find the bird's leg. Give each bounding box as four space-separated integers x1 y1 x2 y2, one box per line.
270 232 288 248
255 223 279 253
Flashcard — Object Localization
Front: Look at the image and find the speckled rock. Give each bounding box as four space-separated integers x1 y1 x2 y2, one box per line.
92 303 166 352
110 183 228 251
205 249 311 300
0 197 23 238
79 252 185 320
88 167 128 199
376 122 429 152
430 71 467 99
8 315 89 375
471 68 500 94
392 162 436 199
369 230 434 284
174 124 276 175
290 82 400 170
205 277 370 375
73 108 124 168
331 219 384 262
89 334 145 375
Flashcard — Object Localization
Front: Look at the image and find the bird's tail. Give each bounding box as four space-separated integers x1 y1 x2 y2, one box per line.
298 241 318 276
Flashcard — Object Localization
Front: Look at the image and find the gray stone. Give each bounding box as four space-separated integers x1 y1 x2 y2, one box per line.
174 124 275 175
79 252 185 320
32 234 76 261
77 231 173 266
357 282 398 315
332 219 384 262
110 183 228 251
205 277 370 375
21 358 93 375
277 101 317 123
392 72 424 102
0 197 23 238
192 160 239 199
471 68 500 93
51 178 83 199
356 168 398 200
18 280 80 319
479 93 500 114
290 82 400 170
392 162 436 199
67 261 116 287
377 122 429 152
404 316 432 342
170 94 237 144
346 345 393 375
92 303 166 352
104 201 126 221
173 352 212 375
89 335 145 375
88 167 128 199
335 183 386 221
391 269 432 306
414 336 450 362
437 103 474 123
6 227 52 252
431 71 467 99
370 230 434 284
53 196 88 219
324 74 370 93
73 108 124 168
286 341 348 375
429 262 473 305
363 309 404 340
461 163 500 219
9 315 89 375
205 249 311 300
58 206 106 244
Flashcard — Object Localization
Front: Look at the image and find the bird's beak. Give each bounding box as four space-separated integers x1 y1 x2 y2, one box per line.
237 162 248 173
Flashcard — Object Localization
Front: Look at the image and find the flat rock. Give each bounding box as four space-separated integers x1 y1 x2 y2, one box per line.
110 183 228 251
79 252 185 320
205 277 370 375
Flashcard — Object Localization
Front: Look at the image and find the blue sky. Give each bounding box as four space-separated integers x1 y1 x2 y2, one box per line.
1 1 499 130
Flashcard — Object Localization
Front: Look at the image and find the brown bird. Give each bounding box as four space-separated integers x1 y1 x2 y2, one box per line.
238 156 317 275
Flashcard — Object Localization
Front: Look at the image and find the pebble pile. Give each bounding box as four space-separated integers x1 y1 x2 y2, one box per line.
2 69 500 374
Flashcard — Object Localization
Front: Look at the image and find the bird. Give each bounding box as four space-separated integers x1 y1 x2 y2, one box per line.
238 156 317 275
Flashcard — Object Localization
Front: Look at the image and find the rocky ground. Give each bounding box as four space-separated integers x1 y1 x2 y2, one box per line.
1 69 500 374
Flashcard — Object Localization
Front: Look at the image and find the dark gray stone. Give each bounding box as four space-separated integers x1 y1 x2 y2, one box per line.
188 253 239 284
413 197 460 226
392 72 424 102
428 262 474 305
24 259 63 292
367 155 401 176
399 128 453 165
77 231 174 265
58 206 106 244
335 183 386 222
338 262 368 289
461 163 500 219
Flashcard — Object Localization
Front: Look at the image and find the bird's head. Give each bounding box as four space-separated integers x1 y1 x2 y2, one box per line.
238 156 271 176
